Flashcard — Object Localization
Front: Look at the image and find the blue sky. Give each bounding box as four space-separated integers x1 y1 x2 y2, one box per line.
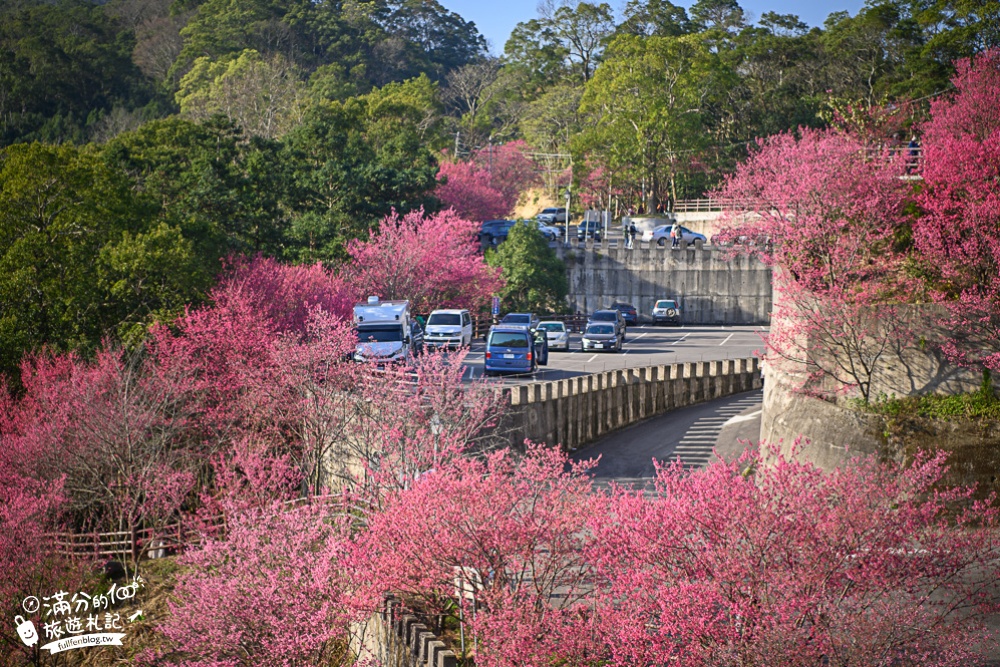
438 0 868 53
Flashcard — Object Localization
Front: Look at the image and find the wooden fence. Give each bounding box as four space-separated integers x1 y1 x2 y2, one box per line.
45 495 348 561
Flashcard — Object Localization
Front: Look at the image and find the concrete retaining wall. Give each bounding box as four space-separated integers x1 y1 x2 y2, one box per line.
505 357 761 451
553 244 772 325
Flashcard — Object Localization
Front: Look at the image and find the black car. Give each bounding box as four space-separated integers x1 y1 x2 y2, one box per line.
611 302 638 326
479 219 517 247
576 219 603 241
588 309 626 342
500 312 541 332
409 321 425 355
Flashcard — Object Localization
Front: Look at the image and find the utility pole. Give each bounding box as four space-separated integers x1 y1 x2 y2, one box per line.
454 131 460 157
488 137 493 174
565 186 571 245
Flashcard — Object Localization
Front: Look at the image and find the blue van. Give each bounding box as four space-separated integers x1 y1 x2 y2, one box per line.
484 325 548 376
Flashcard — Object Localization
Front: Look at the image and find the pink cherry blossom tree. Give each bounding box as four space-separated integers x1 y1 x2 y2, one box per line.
912 48 1000 372
714 128 915 402
0 349 200 555
587 446 1000 667
343 208 503 315
436 159 509 222
147 500 374 667
360 444 602 667
471 140 540 209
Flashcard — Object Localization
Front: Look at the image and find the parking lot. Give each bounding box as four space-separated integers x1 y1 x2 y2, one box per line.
463 324 767 385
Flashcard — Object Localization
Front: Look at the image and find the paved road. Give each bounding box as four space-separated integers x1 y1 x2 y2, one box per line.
462 324 766 385
571 389 763 488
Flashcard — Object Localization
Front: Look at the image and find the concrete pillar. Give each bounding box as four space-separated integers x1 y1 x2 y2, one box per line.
438 650 458 667
529 383 542 403
417 632 435 665
511 385 528 406
409 622 428 651
427 641 447 667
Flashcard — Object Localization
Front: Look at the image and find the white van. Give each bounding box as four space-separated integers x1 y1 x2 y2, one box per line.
424 309 473 349
353 296 413 363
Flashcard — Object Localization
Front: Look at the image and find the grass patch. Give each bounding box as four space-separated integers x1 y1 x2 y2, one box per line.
859 372 1000 420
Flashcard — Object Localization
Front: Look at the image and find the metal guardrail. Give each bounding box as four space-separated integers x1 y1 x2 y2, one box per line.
674 147 924 212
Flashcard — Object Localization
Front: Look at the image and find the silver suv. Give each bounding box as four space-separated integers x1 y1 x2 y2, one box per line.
537 207 568 224
652 299 681 325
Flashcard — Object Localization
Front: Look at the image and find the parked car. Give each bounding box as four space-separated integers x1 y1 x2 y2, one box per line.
410 320 425 355
500 312 541 332
576 219 603 241
611 302 638 326
533 328 550 366
652 298 682 325
484 325 548 376
479 219 517 246
424 309 473 349
538 321 570 351
581 323 622 352
588 309 626 341
642 225 707 247
535 220 560 241
537 207 568 224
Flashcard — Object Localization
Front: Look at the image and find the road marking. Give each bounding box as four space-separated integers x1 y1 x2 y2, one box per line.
719 333 734 346
722 409 762 426
671 333 690 346
632 332 648 340
587 354 599 362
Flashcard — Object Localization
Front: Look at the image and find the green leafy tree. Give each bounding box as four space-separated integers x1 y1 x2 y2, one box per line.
578 33 732 207
104 116 291 258
0 142 213 380
0 0 153 146
618 0 693 37
283 89 439 262
176 49 308 139
486 222 567 313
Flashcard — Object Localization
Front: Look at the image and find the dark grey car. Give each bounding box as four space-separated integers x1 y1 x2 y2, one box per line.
581 323 622 352
588 309 627 341
500 312 541 332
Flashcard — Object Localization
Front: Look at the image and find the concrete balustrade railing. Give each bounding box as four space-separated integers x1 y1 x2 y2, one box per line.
504 357 762 451
353 596 458 667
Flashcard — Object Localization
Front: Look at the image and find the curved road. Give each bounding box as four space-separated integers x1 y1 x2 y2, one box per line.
571 389 763 488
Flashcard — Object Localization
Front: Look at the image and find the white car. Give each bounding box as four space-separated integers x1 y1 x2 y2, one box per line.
535 220 560 241
537 321 570 351
641 225 708 247
423 309 473 349
536 207 568 224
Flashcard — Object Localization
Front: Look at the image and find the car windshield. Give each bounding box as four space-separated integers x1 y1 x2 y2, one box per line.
586 325 614 335
613 304 633 310
427 313 461 326
358 326 403 343
538 323 565 332
502 314 530 324
591 312 615 321
489 332 529 348
655 300 677 309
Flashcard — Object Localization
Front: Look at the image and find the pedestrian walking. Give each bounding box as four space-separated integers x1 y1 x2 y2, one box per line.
628 221 637 249
670 221 681 248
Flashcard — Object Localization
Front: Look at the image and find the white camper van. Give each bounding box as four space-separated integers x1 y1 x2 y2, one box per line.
353 296 413 364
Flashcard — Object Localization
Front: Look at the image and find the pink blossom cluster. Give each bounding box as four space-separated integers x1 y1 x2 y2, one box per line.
436 141 539 222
